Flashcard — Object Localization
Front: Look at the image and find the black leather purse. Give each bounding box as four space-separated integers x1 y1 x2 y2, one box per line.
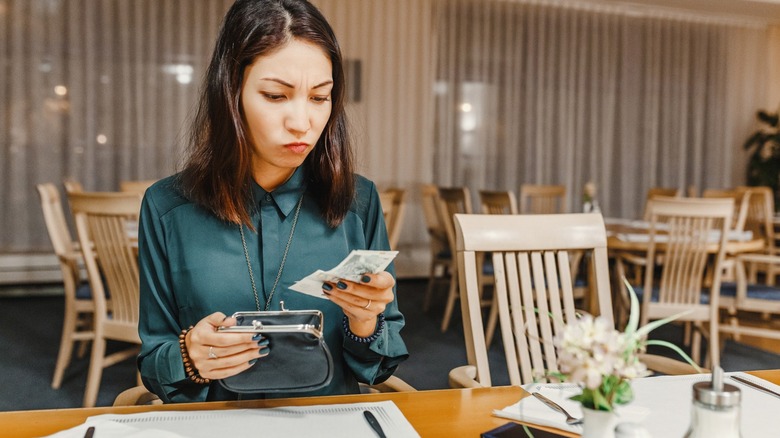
216 309 333 393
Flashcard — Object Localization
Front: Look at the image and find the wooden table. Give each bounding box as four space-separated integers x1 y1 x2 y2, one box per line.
605 218 766 255
3 370 778 437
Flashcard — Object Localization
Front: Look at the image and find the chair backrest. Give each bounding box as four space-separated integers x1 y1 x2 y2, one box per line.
69 191 143 334
36 183 76 259
478 190 518 215
120 179 157 195
63 179 84 194
420 184 449 251
643 197 732 313
736 186 775 252
437 187 473 254
378 188 406 250
701 188 750 233
454 213 613 386
642 187 681 220
519 184 566 214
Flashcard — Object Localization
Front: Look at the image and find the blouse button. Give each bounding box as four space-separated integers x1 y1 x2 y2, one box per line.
264 194 272 202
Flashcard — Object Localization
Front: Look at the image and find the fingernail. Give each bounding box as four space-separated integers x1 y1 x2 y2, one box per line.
259 347 270 357
322 283 333 291
257 338 270 347
337 281 347 290
361 275 371 283
248 359 258 365
252 333 266 341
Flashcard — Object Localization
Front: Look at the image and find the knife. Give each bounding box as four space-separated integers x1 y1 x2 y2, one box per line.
730 375 780 399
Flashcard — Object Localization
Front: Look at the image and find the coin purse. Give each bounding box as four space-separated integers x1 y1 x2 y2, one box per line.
216 309 333 393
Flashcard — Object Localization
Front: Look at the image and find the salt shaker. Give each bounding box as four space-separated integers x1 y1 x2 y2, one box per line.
683 366 742 438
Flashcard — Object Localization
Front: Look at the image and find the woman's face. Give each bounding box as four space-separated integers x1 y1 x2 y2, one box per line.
241 38 333 189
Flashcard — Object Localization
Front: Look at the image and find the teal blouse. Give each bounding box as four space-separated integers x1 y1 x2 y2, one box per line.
137 168 408 403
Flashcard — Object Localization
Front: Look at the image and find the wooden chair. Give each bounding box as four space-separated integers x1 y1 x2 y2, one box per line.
437 187 475 333
378 188 406 251
69 191 143 407
449 213 701 389
449 213 613 388
476 190 518 343
478 190 518 215
63 179 84 194
113 385 161 406
519 184 566 214
702 188 750 234
420 184 453 312
719 186 780 342
627 197 733 368
642 187 681 221
120 179 157 196
36 183 95 390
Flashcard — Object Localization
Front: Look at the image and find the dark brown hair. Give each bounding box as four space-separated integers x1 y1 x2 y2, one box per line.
179 0 354 228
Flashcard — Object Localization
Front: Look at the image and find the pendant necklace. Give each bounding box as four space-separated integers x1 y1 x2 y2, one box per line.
239 194 304 311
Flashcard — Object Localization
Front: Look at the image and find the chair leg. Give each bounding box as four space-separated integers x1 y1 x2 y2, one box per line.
51 307 78 389
691 328 701 367
440 270 459 332
83 337 106 408
727 310 741 342
709 321 720 369
423 261 439 312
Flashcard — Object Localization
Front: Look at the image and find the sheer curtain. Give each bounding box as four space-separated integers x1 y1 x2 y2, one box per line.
0 0 232 252
431 0 772 218
1 0 777 278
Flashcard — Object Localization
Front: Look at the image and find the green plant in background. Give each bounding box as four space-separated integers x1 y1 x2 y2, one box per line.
744 106 780 210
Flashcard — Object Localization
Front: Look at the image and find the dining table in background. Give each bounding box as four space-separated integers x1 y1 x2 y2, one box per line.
604 217 766 255
3 370 780 438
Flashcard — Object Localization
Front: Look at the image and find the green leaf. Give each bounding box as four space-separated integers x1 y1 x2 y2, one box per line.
636 309 694 338
645 339 702 373
623 277 640 336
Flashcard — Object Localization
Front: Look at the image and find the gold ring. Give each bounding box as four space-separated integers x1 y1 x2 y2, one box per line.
363 299 372 310
208 346 218 359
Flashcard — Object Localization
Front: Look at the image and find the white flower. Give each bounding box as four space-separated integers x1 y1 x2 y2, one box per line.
583 182 597 198
554 315 645 390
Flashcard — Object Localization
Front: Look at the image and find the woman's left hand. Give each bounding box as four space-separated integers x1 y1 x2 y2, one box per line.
322 271 395 337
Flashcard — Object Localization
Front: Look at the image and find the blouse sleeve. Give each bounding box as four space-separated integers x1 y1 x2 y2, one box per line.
340 181 409 385
137 188 208 403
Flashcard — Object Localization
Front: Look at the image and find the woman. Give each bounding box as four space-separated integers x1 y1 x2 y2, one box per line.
137 0 408 403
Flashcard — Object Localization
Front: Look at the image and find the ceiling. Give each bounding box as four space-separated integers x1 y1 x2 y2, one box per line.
590 0 780 24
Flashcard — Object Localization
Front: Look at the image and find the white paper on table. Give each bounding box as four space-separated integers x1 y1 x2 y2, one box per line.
496 372 780 437
616 230 752 243
630 372 780 437
493 382 648 434
42 400 419 438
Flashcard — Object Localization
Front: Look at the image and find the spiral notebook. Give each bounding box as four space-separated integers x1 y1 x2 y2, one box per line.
44 400 419 438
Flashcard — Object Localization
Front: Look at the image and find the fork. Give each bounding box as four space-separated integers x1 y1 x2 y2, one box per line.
531 392 583 425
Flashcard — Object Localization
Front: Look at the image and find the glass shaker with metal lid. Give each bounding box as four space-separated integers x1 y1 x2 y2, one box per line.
684 366 742 438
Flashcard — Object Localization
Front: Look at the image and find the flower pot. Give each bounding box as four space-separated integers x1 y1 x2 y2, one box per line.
581 406 618 438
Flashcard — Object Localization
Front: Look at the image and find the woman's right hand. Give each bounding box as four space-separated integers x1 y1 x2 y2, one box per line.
184 312 270 380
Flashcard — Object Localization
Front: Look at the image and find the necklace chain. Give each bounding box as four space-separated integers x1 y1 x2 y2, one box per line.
240 194 304 311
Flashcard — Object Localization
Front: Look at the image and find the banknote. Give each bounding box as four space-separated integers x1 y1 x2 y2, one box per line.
289 250 398 298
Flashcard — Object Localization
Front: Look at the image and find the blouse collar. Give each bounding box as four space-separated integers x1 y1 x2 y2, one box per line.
251 167 307 218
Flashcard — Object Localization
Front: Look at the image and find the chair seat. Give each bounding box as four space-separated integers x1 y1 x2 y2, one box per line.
720 282 780 301
75 282 92 300
633 286 713 304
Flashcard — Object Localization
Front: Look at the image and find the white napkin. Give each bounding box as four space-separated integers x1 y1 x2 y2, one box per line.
493 383 649 434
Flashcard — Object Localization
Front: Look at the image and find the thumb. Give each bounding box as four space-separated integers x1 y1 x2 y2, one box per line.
202 311 230 328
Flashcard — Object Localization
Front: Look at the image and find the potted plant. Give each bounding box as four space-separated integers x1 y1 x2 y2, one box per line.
744 106 780 210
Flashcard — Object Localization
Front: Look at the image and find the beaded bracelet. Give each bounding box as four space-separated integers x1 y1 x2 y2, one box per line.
342 313 385 343
179 326 210 384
